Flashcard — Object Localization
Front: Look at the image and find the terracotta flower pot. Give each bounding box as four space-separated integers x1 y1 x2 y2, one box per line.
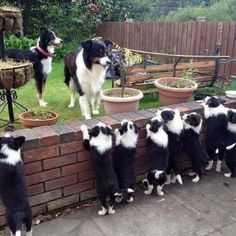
101 88 143 115
19 111 58 128
154 77 198 106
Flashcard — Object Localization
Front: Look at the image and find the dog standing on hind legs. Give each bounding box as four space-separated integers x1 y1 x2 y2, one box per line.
143 116 169 196
80 123 121 215
160 108 183 185
113 119 139 203
0 134 32 236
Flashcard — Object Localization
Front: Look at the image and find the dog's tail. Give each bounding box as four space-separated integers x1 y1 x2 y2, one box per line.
64 52 74 87
226 143 236 151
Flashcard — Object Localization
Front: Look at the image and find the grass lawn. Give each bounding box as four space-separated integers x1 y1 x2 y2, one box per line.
0 61 226 131
0 61 160 131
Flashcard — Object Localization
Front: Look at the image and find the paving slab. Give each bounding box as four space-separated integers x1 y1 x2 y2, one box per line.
32 170 236 236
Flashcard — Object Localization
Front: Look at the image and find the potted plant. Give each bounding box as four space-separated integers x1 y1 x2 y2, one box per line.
0 6 22 31
154 62 198 105
19 110 58 128
101 46 144 115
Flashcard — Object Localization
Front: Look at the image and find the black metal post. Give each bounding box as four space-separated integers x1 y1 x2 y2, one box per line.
0 31 5 59
5 89 14 123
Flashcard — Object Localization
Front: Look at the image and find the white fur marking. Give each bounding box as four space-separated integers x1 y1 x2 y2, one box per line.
227 122 236 133
41 57 52 75
157 185 164 196
15 231 21 236
205 160 213 170
176 174 183 185
38 99 47 107
224 172 232 178
127 197 134 203
226 143 236 150
215 148 219 154
203 103 227 119
183 116 202 134
26 229 33 236
165 175 171 185
108 205 115 214
192 175 200 183
0 145 22 165
98 206 107 216
154 170 164 180
80 125 89 140
127 188 134 193
216 160 222 172
144 183 154 195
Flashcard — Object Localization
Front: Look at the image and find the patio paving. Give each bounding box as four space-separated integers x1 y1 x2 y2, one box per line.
33 169 236 236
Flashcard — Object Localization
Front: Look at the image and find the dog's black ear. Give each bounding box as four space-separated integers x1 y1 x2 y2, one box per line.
81 40 93 49
103 39 113 47
40 26 48 32
14 136 25 149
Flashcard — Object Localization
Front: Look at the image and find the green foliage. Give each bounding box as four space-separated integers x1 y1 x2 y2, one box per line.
165 0 236 21
4 35 36 49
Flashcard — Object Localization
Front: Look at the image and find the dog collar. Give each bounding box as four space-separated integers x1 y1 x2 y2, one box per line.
36 46 53 58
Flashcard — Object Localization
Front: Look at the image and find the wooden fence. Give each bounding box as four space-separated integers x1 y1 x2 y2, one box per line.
96 21 236 78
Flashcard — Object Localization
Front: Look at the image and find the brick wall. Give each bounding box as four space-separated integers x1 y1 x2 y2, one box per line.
0 97 236 226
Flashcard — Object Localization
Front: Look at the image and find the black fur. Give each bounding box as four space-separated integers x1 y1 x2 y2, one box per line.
5 27 61 99
224 145 236 177
82 124 119 214
112 121 138 201
183 113 209 180
0 135 32 235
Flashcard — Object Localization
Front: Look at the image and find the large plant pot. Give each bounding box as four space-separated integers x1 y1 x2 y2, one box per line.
0 8 22 31
19 111 58 128
101 88 143 115
154 77 198 106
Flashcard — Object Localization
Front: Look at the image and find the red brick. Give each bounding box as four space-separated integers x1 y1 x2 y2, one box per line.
28 183 44 196
23 145 59 163
33 126 60 146
62 161 91 176
63 180 94 196
32 204 47 216
25 161 42 175
60 140 84 155
79 170 94 182
80 188 96 201
124 112 147 127
26 168 61 185
136 155 149 166
135 164 148 175
30 189 62 206
77 151 90 162
43 153 77 170
47 194 79 211
45 175 78 191
67 120 86 139
97 116 120 128
137 147 147 157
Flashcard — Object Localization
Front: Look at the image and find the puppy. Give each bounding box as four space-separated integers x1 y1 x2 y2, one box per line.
160 108 183 185
222 143 236 177
0 134 32 236
144 116 169 196
80 123 120 215
201 96 228 172
113 119 138 203
182 112 209 182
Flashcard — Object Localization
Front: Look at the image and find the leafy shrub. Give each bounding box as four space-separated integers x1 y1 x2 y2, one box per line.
4 35 37 49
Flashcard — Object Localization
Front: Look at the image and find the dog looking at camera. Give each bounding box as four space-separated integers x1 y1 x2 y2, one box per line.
160 108 183 185
64 38 113 119
201 96 228 172
80 123 121 215
113 119 138 203
0 134 32 236
143 116 169 196
182 112 209 183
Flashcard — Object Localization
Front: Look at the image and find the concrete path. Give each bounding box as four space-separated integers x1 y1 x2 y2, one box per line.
34 170 236 236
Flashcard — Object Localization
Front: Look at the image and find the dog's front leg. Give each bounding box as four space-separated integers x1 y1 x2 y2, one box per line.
79 95 91 120
91 92 101 115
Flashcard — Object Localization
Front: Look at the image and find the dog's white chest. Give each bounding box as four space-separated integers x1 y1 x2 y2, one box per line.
41 57 52 75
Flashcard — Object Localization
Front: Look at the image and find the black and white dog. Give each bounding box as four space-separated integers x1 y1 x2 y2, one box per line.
64 38 113 120
113 119 138 203
143 116 169 196
182 112 209 182
217 109 236 178
0 134 32 236
160 108 183 185
201 96 228 172
80 123 121 215
6 27 62 107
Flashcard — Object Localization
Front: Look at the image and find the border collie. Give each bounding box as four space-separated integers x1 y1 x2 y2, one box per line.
113 119 138 203
143 116 169 196
0 134 32 236
5 27 62 107
64 38 113 120
182 112 209 182
217 109 236 178
160 108 183 185
80 123 121 215
201 96 227 172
